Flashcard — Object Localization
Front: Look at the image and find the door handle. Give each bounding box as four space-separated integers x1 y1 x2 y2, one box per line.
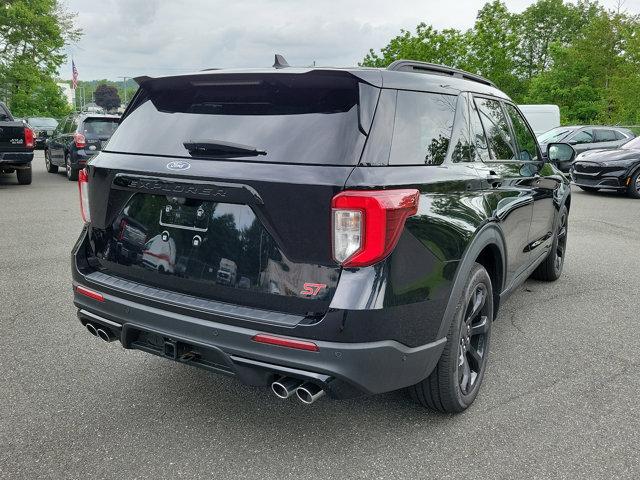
485 171 501 188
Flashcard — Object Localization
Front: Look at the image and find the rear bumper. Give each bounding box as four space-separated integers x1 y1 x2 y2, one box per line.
73 288 445 398
71 149 96 167
0 151 33 168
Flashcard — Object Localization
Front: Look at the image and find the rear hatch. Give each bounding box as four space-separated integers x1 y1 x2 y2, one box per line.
84 70 379 315
82 116 119 153
0 121 31 152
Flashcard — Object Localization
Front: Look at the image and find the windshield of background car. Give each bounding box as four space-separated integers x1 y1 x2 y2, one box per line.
106 72 370 165
82 118 119 137
537 127 575 143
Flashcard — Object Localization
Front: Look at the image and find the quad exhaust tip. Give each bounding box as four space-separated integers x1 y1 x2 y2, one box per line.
271 377 303 399
295 382 326 404
85 322 116 342
85 323 98 337
96 327 116 342
271 378 326 404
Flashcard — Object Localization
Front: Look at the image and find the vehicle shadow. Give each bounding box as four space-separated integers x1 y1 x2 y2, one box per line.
114 355 454 441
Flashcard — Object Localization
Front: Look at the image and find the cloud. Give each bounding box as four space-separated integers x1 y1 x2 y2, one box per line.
61 0 640 80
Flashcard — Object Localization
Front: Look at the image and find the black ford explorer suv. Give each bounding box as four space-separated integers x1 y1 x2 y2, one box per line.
72 59 571 413
45 113 119 181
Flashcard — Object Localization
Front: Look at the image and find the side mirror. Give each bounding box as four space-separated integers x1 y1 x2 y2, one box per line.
547 143 576 164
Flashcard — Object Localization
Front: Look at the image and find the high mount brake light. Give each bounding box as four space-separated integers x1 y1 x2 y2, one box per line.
78 168 91 223
74 132 86 148
24 127 34 149
332 189 420 267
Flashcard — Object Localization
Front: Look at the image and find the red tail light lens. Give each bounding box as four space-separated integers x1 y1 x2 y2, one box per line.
78 168 91 223
332 189 419 267
252 334 319 352
74 132 86 148
24 127 34 149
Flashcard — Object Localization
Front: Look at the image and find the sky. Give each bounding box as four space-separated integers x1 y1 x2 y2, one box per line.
61 0 640 81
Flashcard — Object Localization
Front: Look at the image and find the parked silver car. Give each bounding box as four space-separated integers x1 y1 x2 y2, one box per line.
538 125 635 171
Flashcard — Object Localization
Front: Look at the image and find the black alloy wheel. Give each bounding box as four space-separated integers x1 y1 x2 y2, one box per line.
458 283 490 396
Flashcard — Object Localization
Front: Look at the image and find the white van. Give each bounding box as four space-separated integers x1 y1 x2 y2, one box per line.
518 105 561 136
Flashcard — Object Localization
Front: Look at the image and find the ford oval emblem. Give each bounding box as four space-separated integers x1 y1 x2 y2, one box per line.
166 160 191 171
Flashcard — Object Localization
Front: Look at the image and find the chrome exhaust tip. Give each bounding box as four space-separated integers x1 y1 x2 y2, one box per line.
295 382 326 404
85 323 98 337
271 377 303 399
96 327 116 342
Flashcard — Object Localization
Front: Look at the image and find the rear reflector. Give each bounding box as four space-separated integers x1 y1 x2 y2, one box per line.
252 334 319 352
78 168 91 223
74 285 104 302
24 127 34 149
332 189 420 267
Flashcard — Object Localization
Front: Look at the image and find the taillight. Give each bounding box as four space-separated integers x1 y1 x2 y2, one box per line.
74 132 86 148
24 127 34 149
78 168 91 223
332 189 419 267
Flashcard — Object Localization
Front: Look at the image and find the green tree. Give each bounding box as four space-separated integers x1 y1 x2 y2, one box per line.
94 83 121 111
361 24 473 70
468 1 523 100
0 0 80 115
526 8 639 123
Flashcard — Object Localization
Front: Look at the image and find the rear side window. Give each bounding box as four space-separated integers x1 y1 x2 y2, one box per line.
108 73 368 165
569 129 593 144
475 98 516 160
504 104 538 161
595 129 617 142
388 91 457 165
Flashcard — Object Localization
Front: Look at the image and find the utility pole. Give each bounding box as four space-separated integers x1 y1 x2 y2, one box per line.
118 76 129 105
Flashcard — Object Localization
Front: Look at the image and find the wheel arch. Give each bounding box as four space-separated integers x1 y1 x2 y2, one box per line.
436 223 506 340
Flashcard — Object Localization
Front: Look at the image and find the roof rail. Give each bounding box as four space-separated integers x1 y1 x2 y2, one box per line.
386 60 496 88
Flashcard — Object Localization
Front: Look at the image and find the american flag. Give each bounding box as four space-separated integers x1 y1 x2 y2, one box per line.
72 60 79 89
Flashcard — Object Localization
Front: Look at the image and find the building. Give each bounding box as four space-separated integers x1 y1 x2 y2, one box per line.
56 82 75 107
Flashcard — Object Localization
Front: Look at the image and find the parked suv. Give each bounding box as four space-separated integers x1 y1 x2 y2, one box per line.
44 113 118 180
26 117 58 149
0 102 35 184
72 59 571 413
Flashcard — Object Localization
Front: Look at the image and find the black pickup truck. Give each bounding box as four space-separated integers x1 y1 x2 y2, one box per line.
0 102 35 185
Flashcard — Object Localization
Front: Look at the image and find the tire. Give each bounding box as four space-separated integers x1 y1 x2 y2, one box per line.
578 186 599 193
531 204 568 281
45 149 58 173
627 170 640 199
65 154 78 181
410 263 493 413
16 164 32 185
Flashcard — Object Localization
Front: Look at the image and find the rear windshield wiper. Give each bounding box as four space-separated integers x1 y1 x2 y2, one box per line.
183 140 266 157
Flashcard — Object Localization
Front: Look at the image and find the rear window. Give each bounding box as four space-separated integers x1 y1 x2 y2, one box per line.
389 91 457 165
28 117 58 128
106 73 368 165
82 118 119 137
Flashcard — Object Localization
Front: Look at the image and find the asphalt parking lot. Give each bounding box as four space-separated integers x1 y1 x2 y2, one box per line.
1 152 639 479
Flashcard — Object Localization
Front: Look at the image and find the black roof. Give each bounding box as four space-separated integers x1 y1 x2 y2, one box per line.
135 62 510 100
